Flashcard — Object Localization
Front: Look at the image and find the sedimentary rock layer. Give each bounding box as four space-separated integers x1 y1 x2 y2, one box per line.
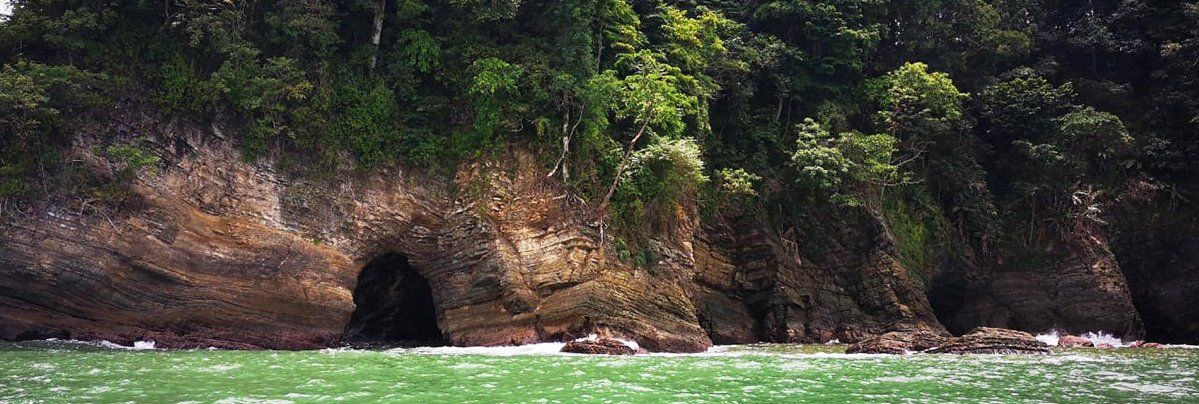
0 110 1156 351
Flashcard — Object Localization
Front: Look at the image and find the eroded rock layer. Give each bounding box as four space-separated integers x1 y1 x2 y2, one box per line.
932 232 1145 341
689 212 947 344
0 114 703 351
0 110 1154 351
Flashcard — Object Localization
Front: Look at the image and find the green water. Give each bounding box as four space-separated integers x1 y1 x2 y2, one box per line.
1 342 1196 403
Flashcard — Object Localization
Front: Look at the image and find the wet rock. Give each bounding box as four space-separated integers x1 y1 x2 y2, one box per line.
928 327 1051 355
845 330 947 354
1096 343 1115 349
1130 341 1161 349
1058 335 1094 348
560 338 636 355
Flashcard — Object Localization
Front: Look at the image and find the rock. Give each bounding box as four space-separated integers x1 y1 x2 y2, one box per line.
560 338 636 355
1111 195 1199 345
932 228 1145 341
1096 343 1115 349
0 115 709 352
928 327 1051 355
0 107 1160 352
846 330 948 354
690 207 947 345
1058 335 1095 348
1130 341 1161 349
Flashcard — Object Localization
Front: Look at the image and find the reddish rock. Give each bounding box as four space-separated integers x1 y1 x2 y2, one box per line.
0 111 952 353
928 327 1051 355
0 107 1152 352
1058 335 1095 348
1096 343 1115 349
0 116 710 352
846 330 948 354
560 338 636 355
1130 341 1162 348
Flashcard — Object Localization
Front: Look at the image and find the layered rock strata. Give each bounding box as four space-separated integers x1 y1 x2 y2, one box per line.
927 327 1051 355
932 232 1145 341
0 111 947 351
0 108 1165 351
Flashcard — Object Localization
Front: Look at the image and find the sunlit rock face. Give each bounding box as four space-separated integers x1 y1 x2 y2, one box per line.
0 111 714 351
0 108 1148 351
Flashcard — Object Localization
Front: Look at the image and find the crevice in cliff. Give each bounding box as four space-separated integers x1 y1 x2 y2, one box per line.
344 253 446 346
928 267 970 335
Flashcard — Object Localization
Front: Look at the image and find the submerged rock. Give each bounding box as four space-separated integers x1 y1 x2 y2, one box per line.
1058 335 1095 348
560 338 636 355
928 327 1051 355
845 330 947 354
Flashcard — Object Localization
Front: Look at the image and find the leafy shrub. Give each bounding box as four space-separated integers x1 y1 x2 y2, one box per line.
94 138 160 203
790 118 896 205
154 53 217 116
329 80 402 167
0 61 95 198
212 48 314 157
466 57 523 151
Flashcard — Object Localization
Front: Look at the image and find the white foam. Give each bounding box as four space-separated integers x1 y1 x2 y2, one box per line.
131 340 157 350
1035 330 1128 347
35 339 159 350
393 342 568 356
97 340 157 350
1035 331 1061 346
1081 331 1128 348
573 334 640 351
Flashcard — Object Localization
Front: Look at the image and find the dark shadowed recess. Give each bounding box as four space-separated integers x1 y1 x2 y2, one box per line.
344 253 446 347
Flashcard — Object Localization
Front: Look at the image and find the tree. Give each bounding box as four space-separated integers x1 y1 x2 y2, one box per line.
871 62 997 240
594 50 699 217
790 118 897 207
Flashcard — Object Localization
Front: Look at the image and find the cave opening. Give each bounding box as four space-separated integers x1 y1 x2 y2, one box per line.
344 253 446 346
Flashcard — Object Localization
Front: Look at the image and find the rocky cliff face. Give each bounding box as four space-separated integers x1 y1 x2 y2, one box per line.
0 109 1159 350
689 211 946 344
1110 193 1199 344
930 232 1145 340
0 110 720 351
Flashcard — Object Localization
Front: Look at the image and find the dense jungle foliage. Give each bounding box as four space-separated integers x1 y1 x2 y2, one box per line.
1 1 1197 268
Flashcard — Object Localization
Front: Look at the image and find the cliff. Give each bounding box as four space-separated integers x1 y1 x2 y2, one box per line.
0 109 1158 350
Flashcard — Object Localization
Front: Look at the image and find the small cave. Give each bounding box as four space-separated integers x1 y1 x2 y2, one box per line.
344 253 447 346
927 267 971 335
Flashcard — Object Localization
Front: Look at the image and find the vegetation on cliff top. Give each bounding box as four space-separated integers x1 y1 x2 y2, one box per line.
1 0 1197 271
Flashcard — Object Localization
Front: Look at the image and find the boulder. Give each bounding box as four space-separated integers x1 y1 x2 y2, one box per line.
1096 343 1115 349
560 338 636 355
1130 341 1161 349
846 330 947 354
928 327 1051 355
1058 335 1094 348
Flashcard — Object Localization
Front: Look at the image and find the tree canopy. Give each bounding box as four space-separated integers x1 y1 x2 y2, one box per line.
2 0 1197 266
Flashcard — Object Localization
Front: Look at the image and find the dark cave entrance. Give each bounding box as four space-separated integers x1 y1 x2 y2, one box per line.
344 253 446 346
